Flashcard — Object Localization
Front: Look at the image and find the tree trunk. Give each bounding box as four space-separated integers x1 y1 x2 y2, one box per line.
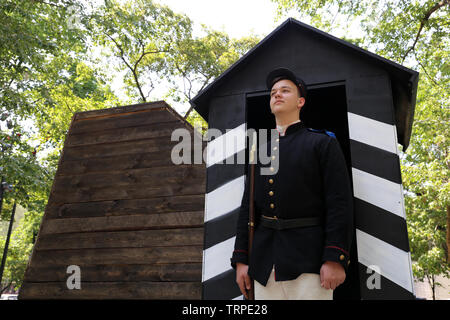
447 205 449 263
0 202 16 286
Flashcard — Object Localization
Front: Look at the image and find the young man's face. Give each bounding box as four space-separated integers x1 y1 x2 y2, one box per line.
269 79 305 118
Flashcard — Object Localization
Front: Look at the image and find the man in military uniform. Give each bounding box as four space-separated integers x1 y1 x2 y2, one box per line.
230 67 353 300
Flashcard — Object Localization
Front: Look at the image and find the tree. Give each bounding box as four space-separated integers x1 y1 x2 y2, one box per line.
272 0 450 299
166 28 259 122
91 0 193 102
91 0 260 131
0 0 119 290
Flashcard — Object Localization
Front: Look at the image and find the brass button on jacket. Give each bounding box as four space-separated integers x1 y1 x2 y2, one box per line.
269 191 274 196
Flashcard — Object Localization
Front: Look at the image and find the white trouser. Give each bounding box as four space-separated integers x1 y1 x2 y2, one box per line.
254 268 333 300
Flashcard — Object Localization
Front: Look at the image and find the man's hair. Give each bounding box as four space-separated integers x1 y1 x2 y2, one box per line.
272 76 302 98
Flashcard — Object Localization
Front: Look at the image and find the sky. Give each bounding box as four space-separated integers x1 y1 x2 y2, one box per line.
155 0 281 39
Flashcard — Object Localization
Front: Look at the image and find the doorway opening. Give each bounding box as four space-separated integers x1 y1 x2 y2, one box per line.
245 82 360 300
246 82 351 169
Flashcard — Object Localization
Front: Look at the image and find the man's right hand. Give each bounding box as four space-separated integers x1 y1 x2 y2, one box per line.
236 263 251 299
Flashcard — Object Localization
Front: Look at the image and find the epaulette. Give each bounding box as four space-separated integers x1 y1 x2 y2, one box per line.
307 128 336 138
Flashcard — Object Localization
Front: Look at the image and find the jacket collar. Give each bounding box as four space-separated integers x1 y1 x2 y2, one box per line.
279 120 305 137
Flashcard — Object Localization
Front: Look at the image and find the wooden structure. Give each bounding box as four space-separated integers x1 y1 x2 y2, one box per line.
190 18 418 300
19 101 206 299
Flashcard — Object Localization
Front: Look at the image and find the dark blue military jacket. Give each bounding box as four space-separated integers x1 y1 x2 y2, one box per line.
230 121 353 286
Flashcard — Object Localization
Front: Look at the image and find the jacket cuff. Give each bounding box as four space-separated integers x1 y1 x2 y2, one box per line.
322 246 350 272
230 250 248 269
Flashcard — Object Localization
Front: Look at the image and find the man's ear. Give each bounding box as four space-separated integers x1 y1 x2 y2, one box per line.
298 97 306 109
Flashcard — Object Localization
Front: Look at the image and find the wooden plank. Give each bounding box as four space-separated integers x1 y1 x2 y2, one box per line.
29 246 203 267
36 228 204 250
40 211 204 235
45 194 205 219
58 149 178 176
19 281 201 299
70 108 177 134
49 169 206 204
61 136 199 161
53 165 205 191
74 101 168 120
24 263 202 282
65 121 188 147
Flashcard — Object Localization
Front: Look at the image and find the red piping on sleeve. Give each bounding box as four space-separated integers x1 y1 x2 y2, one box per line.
325 246 349 256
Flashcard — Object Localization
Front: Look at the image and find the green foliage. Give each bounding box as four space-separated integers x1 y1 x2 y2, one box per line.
91 0 193 102
91 0 260 104
0 0 260 290
165 27 260 102
0 0 118 290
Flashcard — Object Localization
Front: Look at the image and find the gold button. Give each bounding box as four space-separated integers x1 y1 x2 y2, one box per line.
347 260 351 266
269 179 274 184
339 255 345 261
270 167 274 172
270 203 275 209
276 138 279 142
271 155 276 160
273 146 278 151
269 191 274 196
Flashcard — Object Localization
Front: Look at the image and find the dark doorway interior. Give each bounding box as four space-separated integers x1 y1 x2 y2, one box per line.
245 83 360 300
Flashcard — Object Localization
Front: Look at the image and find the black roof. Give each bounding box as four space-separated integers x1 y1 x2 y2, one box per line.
190 18 419 149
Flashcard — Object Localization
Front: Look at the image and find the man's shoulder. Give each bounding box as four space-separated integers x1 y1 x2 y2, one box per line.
306 128 336 139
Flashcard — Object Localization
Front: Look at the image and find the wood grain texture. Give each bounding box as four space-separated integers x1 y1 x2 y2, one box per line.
45 194 205 219
39 211 204 235
36 228 203 250
30 246 203 267
20 102 206 300
70 108 176 134
20 281 202 299
24 263 202 282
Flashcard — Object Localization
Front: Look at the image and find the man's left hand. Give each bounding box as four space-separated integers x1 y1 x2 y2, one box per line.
320 261 346 290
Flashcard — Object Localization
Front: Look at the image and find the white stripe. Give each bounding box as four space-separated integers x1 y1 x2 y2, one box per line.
233 295 244 300
204 175 245 222
356 229 414 293
352 168 405 219
206 123 246 167
202 237 235 282
348 112 398 154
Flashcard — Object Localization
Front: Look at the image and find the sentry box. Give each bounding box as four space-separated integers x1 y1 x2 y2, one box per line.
190 18 419 300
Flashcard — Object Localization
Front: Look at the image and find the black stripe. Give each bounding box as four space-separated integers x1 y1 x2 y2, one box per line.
347 73 396 126
350 139 401 184
206 152 246 193
358 263 415 300
204 209 239 250
207 95 245 131
202 269 242 300
354 198 410 252
347 96 395 125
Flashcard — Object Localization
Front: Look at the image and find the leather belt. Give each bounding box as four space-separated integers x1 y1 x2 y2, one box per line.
260 215 321 230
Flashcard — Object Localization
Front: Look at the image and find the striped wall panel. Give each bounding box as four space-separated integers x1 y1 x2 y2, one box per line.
347 111 415 299
202 123 247 299
201 112 415 300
